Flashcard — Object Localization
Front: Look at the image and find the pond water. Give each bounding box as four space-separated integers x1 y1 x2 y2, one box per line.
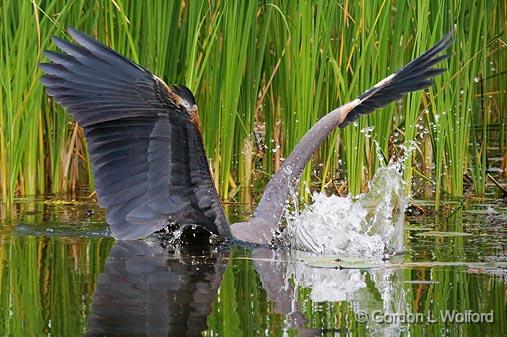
0 197 506 337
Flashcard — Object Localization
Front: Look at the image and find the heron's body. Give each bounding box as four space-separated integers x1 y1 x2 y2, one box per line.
40 28 452 244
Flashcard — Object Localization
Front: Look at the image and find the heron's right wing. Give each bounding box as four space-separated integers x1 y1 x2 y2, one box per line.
338 31 453 127
240 32 453 244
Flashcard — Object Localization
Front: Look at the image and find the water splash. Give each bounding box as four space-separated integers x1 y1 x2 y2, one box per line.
282 164 406 259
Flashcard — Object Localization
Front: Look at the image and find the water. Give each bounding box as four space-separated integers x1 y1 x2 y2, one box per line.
282 165 405 258
0 195 506 336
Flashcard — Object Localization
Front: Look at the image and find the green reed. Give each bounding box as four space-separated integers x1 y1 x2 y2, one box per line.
0 235 113 337
0 0 505 205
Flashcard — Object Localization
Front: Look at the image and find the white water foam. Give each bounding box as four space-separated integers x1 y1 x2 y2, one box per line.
282 164 406 259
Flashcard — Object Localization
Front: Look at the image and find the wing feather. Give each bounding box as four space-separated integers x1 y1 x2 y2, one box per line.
40 27 230 239
339 31 453 127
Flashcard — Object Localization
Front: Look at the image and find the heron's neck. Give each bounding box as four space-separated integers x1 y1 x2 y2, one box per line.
251 104 354 229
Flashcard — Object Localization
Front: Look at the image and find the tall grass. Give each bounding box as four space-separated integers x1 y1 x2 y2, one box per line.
0 0 505 205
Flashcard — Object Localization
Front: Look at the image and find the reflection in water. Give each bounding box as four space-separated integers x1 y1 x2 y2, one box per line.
85 241 319 336
257 249 408 336
86 240 228 337
0 198 506 336
83 238 507 337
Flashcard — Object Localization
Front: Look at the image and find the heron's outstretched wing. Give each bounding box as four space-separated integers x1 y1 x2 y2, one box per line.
235 32 453 244
40 27 231 240
339 31 453 127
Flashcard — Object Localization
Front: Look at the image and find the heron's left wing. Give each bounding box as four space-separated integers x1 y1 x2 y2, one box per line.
40 28 230 240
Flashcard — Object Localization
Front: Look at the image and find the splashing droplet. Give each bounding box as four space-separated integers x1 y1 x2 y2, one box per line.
282 164 406 259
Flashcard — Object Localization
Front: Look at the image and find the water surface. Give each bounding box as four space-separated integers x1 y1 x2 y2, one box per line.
0 197 506 337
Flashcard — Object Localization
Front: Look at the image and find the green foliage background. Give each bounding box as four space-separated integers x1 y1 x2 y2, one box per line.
0 0 505 204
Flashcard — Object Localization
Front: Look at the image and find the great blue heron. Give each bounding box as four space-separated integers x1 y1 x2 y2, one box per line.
40 28 452 244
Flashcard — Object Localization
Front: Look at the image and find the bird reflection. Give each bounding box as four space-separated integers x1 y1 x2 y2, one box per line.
85 240 228 337
85 239 322 337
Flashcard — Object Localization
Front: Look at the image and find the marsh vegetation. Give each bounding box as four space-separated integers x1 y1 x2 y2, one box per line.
0 0 505 206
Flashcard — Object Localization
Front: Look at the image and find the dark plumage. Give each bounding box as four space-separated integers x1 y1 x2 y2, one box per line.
40 28 452 243
40 28 230 240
